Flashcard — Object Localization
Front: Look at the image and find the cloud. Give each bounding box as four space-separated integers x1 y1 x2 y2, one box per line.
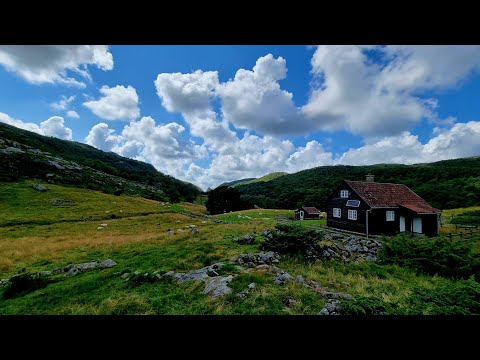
84 123 123 151
0 112 72 140
302 45 480 137
217 54 307 135
338 121 480 165
0 112 43 134
285 141 334 172
39 116 72 140
66 110 79 119
83 85 140 121
154 70 219 114
50 95 76 111
0 45 113 87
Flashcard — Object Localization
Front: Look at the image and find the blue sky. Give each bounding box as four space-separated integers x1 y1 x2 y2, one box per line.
1 45 479 190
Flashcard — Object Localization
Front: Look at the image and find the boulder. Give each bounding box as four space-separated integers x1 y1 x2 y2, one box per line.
237 234 255 245
167 230 175 235
32 184 47 192
100 223 108 227
273 271 293 285
203 275 233 297
318 308 330 315
295 275 306 285
99 259 117 268
189 228 199 234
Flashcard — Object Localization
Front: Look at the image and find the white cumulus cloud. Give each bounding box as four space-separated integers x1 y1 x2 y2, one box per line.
83 85 140 121
66 110 79 119
0 45 113 87
0 112 72 140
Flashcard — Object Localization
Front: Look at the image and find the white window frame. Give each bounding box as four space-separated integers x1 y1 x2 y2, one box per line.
333 208 341 218
348 210 357 220
386 211 395 221
340 190 349 198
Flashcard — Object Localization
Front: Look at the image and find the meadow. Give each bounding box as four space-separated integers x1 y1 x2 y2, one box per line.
0 181 478 314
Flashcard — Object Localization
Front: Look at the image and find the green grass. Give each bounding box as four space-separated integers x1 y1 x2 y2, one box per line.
0 182 478 314
213 209 293 223
233 172 288 187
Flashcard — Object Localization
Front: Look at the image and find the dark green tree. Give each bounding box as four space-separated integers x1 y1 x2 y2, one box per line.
206 186 252 215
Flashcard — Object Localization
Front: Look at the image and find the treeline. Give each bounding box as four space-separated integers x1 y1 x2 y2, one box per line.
234 158 480 210
0 122 201 202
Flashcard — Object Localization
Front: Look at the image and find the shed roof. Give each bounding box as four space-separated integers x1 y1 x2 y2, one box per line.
302 206 320 214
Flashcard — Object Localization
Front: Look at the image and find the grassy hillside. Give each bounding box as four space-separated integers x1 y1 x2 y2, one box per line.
1 181 478 314
232 172 288 187
218 178 256 188
0 122 201 202
235 158 480 210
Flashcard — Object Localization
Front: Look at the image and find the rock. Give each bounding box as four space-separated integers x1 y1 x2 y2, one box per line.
273 271 293 285
100 223 108 227
46 160 64 169
32 184 47 192
51 268 62 275
65 267 80 277
295 275 305 285
167 230 174 235
320 291 353 300
38 271 51 277
161 271 175 279
247 282 256 290
77 261 100 271
189 228 199 234
318 308 330 315
121 273 130 279
284 298 299 308
202 221 207 224
175 263 224 283
175 220 181 223
255 264 271 272
99 259 117 268
326 301 339 313
176 229 184 233
134 271 141 276
203 275 233 297
365 255 378 262
237 234 255 245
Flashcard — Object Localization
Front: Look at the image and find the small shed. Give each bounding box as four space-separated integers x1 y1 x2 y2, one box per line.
294 206 321 220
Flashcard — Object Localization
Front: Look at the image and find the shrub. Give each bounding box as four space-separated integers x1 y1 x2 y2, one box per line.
379 234 480 280
405 277 480 315
262 223 323 259
340 296 396 315
3 273 50 299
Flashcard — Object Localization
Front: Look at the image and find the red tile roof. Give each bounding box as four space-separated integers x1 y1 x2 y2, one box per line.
302 206 320 214
345 181 441 213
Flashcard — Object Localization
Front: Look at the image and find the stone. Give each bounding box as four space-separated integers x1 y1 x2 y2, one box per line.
77 261 100 271
65 267 80 277
176 229 184 233
167 230 174 235
247 282 256 290
203 275 233 297
273 271 293 285
161 271 175 279
121 273 130 279
97 227 104 230
325 301 339 313
32 184 47 192
38 271 51 277
189 228 199 234
318 308 330 315
295 275 305 285
320 291 353 300
100 223 108 227
175 220 181 223
247 262 256 268
46 160 64 169
255 264 271 271
175 263 224 283
99 259 117 268
365 255 378 262
51 268 63 275
237 234 255 245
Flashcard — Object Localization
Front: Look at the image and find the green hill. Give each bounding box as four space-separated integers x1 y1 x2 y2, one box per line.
235 158 480 210
232 172 288 187
0 122 201 202
218 178 256 188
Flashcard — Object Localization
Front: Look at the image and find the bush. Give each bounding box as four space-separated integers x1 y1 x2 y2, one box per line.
405 277 480 315
3 273 50 299
262 223 323 258
340 296 396 315
379 234 480 280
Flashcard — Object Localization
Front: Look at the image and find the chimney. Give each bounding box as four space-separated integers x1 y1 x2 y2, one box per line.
366 174 374 182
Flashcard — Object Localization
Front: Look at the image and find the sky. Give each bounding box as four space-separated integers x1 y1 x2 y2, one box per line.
1 45 480 190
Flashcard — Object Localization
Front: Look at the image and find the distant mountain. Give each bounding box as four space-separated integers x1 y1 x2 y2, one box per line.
218 178 256 188
234 159 480 210
0 122 201 202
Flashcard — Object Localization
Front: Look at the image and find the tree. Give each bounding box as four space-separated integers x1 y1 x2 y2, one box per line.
206 186 252 215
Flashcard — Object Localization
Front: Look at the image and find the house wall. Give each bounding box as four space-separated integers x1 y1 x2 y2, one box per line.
327 182 368 233
369 208 401 236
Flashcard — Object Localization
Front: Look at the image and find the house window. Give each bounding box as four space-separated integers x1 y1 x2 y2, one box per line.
340 190 349 198
333 208 341 218
386 211 395 221
348 210 357 220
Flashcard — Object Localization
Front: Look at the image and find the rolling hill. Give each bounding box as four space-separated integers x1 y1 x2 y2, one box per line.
233 158 480 210
0 122 201 202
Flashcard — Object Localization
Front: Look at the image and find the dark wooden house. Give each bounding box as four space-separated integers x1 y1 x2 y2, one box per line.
326 175 441 237
294 206 321 220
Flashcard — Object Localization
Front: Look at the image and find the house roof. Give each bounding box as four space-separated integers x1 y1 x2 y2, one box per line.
302 206 320 214
345 180 441 213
